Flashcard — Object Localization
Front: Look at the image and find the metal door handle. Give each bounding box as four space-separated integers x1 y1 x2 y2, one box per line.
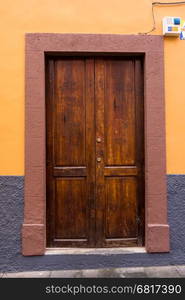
97 157 101 162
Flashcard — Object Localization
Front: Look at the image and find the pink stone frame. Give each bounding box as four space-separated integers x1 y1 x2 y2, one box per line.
22 33 169 255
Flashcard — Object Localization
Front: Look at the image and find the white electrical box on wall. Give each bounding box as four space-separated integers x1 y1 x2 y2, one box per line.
163 16 181 36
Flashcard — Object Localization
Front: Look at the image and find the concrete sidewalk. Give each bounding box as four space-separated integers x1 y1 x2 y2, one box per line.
1 265 185 278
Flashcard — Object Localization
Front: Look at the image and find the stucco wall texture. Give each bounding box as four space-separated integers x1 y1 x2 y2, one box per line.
0 0 185 175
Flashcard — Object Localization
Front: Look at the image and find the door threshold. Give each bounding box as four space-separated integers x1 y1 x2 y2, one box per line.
45 247 146 255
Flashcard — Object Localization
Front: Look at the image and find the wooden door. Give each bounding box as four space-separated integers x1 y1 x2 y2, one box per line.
95 58 144 247
46 56 144 248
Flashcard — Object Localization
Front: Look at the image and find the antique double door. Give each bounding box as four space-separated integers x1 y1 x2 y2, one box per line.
46 56 144 247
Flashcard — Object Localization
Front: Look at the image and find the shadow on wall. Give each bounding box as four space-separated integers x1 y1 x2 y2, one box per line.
0 175 185 272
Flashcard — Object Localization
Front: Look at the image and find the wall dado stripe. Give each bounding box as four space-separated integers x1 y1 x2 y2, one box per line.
0 175 184 272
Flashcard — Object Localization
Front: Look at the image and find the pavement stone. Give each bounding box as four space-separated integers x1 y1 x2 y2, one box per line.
175 265 185 277
2 265 185 278
121 267 147 278
144 266 181 278
2 271 51 278
50 270 84 278
91 268 124 278
51 268 146 278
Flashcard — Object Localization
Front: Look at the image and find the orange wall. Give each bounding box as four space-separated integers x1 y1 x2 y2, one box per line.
0 0 185 175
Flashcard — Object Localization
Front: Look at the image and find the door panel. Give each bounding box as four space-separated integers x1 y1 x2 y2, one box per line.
55 178 87 239
95 57 144 247
105 177 137 238
46 57 95 247
54 59 86 166
104 59 135 166
46 56 144 248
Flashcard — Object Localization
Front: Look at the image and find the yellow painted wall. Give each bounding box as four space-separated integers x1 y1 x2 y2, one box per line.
0 0 185 175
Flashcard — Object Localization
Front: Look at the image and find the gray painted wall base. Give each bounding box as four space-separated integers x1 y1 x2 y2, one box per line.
0 175 185 272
